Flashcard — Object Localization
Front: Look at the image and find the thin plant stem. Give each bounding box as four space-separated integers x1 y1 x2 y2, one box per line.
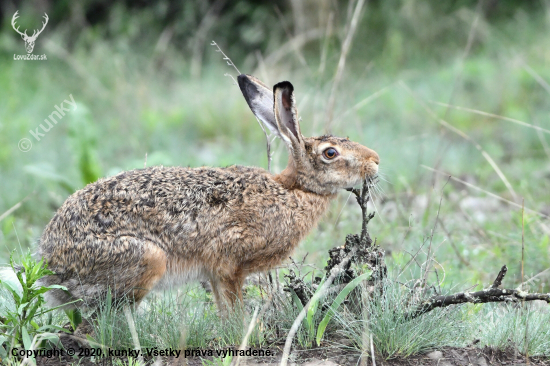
212 41 274 172
370 333 376 366
210 40 241 74
421 165 547 218
325 0 366 130
0 192 34 223
429 101 550 135
522 198 525 292
124 305 144 365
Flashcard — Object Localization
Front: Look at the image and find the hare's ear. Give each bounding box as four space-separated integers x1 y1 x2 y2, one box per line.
238 74 281 137
273 81 304 152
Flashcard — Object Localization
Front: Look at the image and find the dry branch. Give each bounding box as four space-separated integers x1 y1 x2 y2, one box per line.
406 265 550 319
325 0 366 129
280 179 386 366
284 179 386 306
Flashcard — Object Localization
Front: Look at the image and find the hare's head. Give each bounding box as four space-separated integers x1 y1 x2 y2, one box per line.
238 74 379 195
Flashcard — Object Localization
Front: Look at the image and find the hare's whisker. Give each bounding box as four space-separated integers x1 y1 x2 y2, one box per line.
371 187 381 201
372 186 383 202
368 189 384 223
377 175 392 185
373 183 386 197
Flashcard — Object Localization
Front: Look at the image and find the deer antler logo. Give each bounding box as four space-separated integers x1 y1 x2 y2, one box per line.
12 11 49 54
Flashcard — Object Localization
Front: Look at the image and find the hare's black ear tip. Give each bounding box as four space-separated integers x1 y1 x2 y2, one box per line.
237 74 249 84
273 81 294 93
238 74 263 93
237 74 249 89
238 74 258 97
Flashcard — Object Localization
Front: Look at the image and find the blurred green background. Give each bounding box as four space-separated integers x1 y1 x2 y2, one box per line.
1 0 549 292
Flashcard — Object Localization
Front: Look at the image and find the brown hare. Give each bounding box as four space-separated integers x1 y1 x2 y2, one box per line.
38 74 380 313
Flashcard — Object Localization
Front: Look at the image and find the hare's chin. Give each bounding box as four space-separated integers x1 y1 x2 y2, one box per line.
344 179 365 190
345 174 377 189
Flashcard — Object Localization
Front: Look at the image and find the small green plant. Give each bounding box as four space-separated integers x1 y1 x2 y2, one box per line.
113 356 146 366
202 354 233 366
64 308 82 332
287 280 321 348
286 270 372 348
67 104 103 186
316 271 372 346
0 251 69 361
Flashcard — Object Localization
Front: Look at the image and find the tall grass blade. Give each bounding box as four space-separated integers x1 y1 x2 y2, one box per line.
316 271 371 346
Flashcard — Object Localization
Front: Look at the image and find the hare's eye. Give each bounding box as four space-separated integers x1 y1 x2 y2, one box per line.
323 148 338 159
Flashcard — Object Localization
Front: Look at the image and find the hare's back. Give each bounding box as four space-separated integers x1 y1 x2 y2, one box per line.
39 165 285 258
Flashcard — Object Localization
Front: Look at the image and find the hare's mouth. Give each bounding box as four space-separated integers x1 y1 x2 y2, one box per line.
345 174 379 190
367 174 379 184
364 175 379 190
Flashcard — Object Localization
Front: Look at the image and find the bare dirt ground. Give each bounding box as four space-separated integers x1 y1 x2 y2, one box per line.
34 335 549 366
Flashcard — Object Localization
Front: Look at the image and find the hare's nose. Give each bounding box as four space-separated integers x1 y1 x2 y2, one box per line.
370 152 380 165
363 146 379 165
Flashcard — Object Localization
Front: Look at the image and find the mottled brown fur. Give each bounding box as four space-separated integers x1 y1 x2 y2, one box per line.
38 75 379 312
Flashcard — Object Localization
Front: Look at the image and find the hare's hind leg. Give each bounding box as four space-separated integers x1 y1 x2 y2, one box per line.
209 274 244 315
56 237 168 308
125 240 168 303
70 240 166 341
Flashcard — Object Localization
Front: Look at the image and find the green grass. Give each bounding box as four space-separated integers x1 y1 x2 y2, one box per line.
477 303 550 356
1 259 549 363
338 280 469 359
335 280 550 359
89 284 272 352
